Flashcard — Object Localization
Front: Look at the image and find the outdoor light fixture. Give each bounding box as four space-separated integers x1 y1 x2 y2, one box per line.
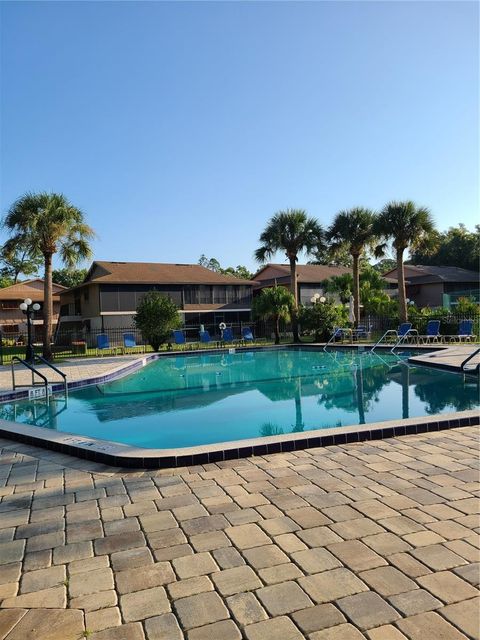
310 293 326 305
19 298 40 363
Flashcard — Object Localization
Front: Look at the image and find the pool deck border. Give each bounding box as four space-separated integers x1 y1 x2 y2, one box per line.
0 343 477 468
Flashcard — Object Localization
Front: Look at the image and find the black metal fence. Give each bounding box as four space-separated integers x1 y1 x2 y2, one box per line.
1 313 478 365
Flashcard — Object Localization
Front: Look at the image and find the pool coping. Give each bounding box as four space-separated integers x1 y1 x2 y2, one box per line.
0 410 477 469
0 343 478 468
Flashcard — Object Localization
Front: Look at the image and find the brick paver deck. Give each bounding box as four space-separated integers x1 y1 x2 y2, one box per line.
0 355 142 392
0 427 478 639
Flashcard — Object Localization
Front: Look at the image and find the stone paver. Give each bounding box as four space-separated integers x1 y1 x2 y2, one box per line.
336 590 401 630
211 565 262 596
226 592 267 625
256 580 313 615
298 567 368 603
0 426 478 640
188 619 241 640
3 609 83 640
245 616 305 640
396 610 470 640
174 591 228 629
291 602 346 633
120 586 170 622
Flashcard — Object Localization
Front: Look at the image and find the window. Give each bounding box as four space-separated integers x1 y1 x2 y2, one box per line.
198 286 212 304
1 301 20 310
213 286 226 304
184 286 199 305
2 325 19 334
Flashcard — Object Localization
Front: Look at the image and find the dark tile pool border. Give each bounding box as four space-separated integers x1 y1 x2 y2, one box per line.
0 343 477 468
0 410 477 469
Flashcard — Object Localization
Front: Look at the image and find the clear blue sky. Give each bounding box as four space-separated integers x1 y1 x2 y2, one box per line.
1 1 478 271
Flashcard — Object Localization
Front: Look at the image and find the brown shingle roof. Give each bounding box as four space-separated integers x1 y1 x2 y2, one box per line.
254 263 351 284
383 264 479 284
84 261 253 286
0 279 66 301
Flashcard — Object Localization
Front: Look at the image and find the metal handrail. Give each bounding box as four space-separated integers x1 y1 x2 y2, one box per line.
391 329 418 353
11 351 68 399
370 329 398 352
461 347 480 372
11 356 49 395
323 327 353 352
370 328 418 353
33 355 68 398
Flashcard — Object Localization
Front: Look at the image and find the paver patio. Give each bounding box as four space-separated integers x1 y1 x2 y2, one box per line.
0 426 478 639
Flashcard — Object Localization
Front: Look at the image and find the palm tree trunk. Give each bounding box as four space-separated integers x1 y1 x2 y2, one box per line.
293 381 304 432
396 247 408 323
401 365 409 419
274 316 280 345
289 257 300 342
43 253 53 360
355 363 365 424
352 252 360 328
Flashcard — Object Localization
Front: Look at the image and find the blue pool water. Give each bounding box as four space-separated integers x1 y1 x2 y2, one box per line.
1 348 478 449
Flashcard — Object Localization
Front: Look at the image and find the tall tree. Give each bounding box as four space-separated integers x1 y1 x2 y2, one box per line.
372 258 397 274
374 201 436 322
308 243 353 267
4 192 94 359
198 255 253 280
409 224 480 272
255 209 324 341
326 208 376 326
252 285 294 345
51 268 88 289
0 240 42 283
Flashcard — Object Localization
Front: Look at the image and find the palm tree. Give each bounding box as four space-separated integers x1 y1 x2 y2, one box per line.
255 209 324 341
252 285 294 345
374 201 435 322
326 208 376 327
4 192 94 360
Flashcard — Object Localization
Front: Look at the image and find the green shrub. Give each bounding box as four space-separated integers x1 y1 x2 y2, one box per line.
134 291 181 351
299 300 348 341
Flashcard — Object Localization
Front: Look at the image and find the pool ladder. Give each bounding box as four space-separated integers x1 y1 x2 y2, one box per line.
370 328 418 354
11 353 68 403
461 347 480 374
323 328 353 351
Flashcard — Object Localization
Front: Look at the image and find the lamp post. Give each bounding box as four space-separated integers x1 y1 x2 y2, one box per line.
310 293 326 305
19 298 41 363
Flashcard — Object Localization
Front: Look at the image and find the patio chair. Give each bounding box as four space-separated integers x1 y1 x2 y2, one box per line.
96 334 121 356
122 333 145 354
173 330 187 350
242 327 255 344
352 324 371 342
444 319 476 343
221 327 235 345
417 320 441 344
385 322 414 342
199 330 212 345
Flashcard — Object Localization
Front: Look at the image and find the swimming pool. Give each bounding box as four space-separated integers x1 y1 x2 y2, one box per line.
0 348 477 450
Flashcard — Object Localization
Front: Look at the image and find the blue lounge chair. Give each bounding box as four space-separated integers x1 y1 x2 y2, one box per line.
123 333 145 354
418 320 441 344
352 324 371 341
388 322 414 341
173 330 187 349
221 327 234 344
445 319 476 343
96 333 120 356
242 327 255 344
199 330 212 345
